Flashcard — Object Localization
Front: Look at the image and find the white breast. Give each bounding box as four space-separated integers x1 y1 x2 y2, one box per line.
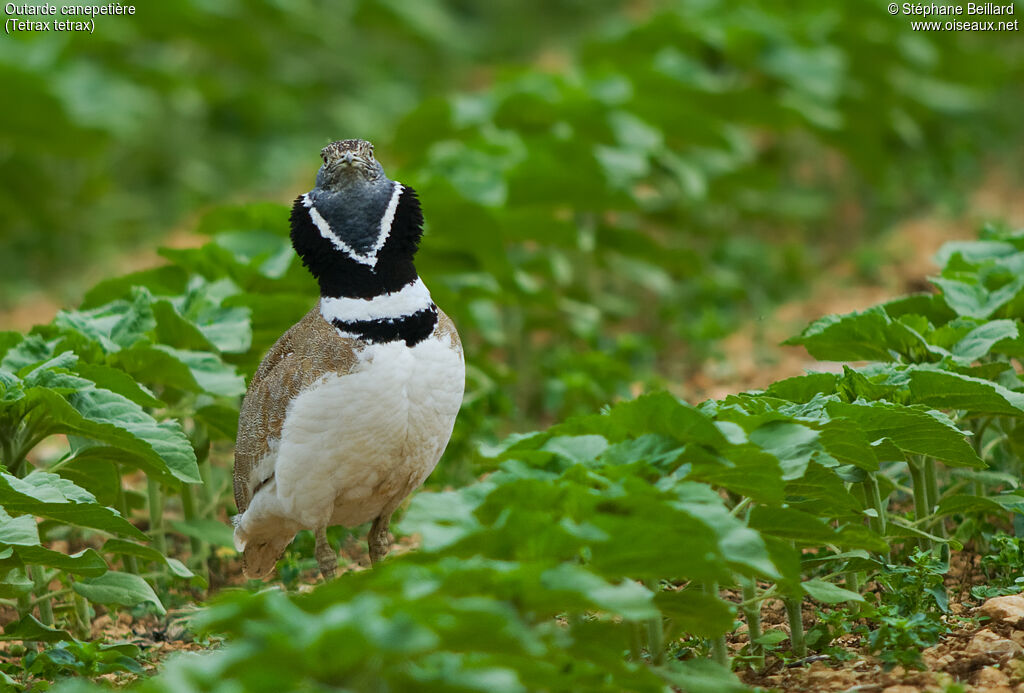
266 334 464 530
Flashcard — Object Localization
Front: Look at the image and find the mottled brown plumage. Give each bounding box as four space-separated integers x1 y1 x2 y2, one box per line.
233 305 461 577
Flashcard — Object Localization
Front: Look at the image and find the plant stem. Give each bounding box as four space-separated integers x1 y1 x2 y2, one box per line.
181 483 204 557
30 567 53 626
730 496 752 517
784 596 806 658
740 578 764 668
73 592 92 639
705 582 729 666
117 482 139 574
645 580 664 665
923 458 945 538
907 458 932 552
148 480 166 556
866 475 887 536
845 571 862 615
16 591 31 620
630 621 643 662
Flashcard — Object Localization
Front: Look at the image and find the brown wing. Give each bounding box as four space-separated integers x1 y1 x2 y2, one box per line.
435 308 462 358
232 307 360 514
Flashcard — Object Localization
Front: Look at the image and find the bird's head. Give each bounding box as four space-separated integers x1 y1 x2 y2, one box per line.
316 139 386 191
290 139 424 299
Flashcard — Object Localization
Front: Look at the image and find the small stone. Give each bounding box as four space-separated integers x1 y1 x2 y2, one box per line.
968 628 1024 659
975 665 1012 692
981 595 1024 627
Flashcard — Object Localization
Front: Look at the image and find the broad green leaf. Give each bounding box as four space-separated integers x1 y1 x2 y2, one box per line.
932 275 1024 319
115 344 245 397
818 418 880 471
0 509 39 545
749 421 819 480
81 266 190 309
654 588 735 638
169 518 237 549
551 391 728 447
0 568 33 599
826 401 983 468
657 659 747 693
764 372 838 403
14 546 108 577
102 539 196 579
36 386 200 484
74 363 164 408
908 368 1024 418
687 443 785 505
73 571 165 615
785 306 935 362
802 578 864 604
0 472 146 540
952 320 1018 362
400 484 492 551
936 494 1005 517
934 240 1018 267
0 615 73 643
539 564 657 620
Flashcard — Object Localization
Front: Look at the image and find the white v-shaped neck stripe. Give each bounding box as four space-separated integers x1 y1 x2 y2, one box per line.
302 182 404 269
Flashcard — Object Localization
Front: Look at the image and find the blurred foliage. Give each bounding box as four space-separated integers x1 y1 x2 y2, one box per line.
0 0 622 300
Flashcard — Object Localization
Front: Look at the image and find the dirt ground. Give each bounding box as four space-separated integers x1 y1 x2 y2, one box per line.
738 553 1024 693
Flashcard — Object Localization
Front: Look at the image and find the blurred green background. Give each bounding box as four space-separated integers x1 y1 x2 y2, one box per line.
2 0 1023 473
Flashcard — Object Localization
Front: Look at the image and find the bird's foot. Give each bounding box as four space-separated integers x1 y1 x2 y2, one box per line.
368 514 392 566
314 526 337 580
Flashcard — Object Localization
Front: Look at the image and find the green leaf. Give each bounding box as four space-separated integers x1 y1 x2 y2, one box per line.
657 659 747 693
818 418 880 472
654 588 735 638
801 578 864 604
81 266 190 309
551 391 728 447
4 355 199 484
14 546 108 577
908 368 1024 418
0 615 74 643
539 564 657 620
115 344 245 397
0 472 146 540
936 494 1005 517
44 386 200 484
169 518 236 549
748 421 819 480
72 571 165 615
785 307 935 362
74 363 164 408
102 539 196 579
952 319 1018 362
932 275 1024 319
0 568 33 599
826 401 983 468
0 508 40 545
764 372 838 403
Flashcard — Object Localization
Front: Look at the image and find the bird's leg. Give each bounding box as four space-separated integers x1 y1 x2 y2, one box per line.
368 514 392 566
314 526 337 580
